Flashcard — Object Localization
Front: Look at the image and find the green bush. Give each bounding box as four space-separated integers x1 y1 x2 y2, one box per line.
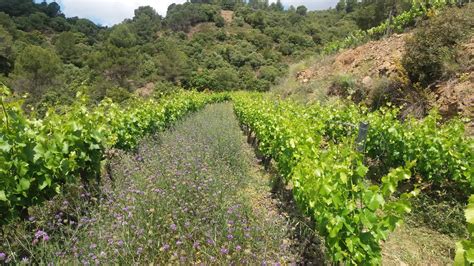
402 5 474 88
105 86 131 103
258 65 280 84
215 15 225 27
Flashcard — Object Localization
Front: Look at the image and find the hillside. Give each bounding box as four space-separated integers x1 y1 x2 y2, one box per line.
275 33 473 128
274 33 408 101
2 0 440 114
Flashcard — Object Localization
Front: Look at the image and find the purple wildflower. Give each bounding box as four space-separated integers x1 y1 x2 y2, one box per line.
236 245 242 251
220 248 229 255
0 253 6 261
34 230 50 242
170 224 177 231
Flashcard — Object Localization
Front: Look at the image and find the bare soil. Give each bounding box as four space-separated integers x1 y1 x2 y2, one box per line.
286 34 473 126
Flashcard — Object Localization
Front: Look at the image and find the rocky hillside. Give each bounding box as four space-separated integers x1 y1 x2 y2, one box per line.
275 33 473 132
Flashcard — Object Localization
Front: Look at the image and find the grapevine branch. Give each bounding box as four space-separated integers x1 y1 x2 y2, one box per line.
1 96 9 131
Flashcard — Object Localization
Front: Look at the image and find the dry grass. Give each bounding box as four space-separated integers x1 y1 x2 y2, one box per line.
382 224 457 265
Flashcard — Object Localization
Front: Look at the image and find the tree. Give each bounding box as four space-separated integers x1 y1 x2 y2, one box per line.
190 0 212 3
28 12 49 31
132 7 161 43
245 10 266 30
54 31 81 65
49 16 71 32
210 67 239 91
108 24 137 48
221 0 237 10
0 26 13 76
166 2 219 32
0 12 17 34
87 45 137 88
155 40 191 84
134 6 159 19
44 2 61 17
258 65 280 83
296 5 308 16
270 0 284 11
336 1 345 12
345 0 358 13
69 18 99 44
0 0 36 17
13 45 62 96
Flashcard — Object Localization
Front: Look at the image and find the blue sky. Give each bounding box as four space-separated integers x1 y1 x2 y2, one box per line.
38 0 339 26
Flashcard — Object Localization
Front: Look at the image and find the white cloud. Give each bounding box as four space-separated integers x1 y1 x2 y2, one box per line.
53 0 182 26
48 0 338 26
286 0 338 10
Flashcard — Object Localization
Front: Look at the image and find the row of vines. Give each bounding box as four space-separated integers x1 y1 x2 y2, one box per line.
323 0 459 54
1 88 473 263
0 85 228 223
231 92 473 264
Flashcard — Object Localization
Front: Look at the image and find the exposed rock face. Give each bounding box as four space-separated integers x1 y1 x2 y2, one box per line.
295 34 408 86
291 33 473 131
220 10 234 24
433 37 474 133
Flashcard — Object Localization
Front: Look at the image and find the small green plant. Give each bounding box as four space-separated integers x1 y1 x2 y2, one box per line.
455 195 474 265
328 74 366 103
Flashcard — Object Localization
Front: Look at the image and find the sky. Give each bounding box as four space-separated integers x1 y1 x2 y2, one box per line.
38 0 339 26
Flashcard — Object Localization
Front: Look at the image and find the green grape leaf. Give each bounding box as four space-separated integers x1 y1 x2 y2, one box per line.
0 190 7 201
19 178 31 191
356 164 368 177
0 141 11 152
466 195 474 224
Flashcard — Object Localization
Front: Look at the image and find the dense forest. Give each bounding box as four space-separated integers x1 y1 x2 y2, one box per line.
0 0 427 113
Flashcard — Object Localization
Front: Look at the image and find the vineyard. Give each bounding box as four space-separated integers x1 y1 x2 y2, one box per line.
0 85 228 222
232 92 473 264
0 0 473 264
1 87 473 264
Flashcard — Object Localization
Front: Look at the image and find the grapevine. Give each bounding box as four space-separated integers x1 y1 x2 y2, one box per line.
0 86 228 223
231 92 472 263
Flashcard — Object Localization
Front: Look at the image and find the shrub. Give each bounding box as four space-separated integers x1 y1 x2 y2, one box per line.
368 77 405 109
105 86 131 103
328 74 369 104
258 65 280 84
215 15 225 27
402 5 474 88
